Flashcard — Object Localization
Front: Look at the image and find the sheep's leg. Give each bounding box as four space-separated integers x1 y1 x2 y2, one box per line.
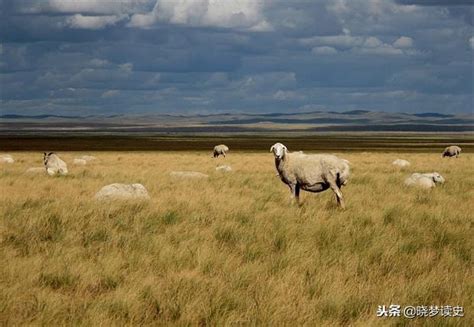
328 180 345 209
295 184 301 206
288 184 300 205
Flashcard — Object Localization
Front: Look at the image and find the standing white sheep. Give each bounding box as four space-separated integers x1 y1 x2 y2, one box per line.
213 144 229 158
270 143 350 208
43 152 68 176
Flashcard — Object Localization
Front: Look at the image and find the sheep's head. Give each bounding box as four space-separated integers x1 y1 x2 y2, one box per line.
270 143 287 160
430 172 445 184
43 152 53 165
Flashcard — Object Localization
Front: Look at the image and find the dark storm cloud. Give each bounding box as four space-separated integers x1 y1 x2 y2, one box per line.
1 0 473 115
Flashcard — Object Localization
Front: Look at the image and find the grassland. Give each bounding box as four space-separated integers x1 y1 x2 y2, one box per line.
1 151 472 326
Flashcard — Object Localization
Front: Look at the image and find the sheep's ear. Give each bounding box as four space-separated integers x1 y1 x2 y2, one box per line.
283 145 287 152
270 145 274 153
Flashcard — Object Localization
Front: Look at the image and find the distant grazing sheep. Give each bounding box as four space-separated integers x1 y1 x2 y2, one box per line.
43 152 68 176
392 159 410 168
0 154 14 164
405 172 445 189
213 144 229 158
270 142 350 208
442 146 461 158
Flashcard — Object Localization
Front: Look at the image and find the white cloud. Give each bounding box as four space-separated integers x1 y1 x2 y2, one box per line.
469 37 474 50
353 45 403 56
128 0 271 31
393 36 414 48
247 20 273 32
363 37 383 48
89 58 109 67
128 13 156 28
301 35 364 49
312 46 338 55
64 14 127 29
17 0 150 15
302 34 416 56
119 62 134 73
273 90 304 101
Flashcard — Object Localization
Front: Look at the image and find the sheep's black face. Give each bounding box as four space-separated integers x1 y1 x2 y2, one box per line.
43 152 53 166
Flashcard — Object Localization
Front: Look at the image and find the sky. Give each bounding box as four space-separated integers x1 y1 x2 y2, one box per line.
0 0 473 116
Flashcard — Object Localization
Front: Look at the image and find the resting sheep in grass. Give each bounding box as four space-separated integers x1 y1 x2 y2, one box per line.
213 144 229 158
404 172 445 189
270 142 350 208
442 145 461 158
43 152 68 176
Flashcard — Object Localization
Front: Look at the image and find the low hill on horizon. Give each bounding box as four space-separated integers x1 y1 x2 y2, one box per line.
1 110 472 135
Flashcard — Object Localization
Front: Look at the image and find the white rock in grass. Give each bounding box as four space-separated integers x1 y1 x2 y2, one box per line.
95 183 150 200
216 165 232 172
392 159 410 167
73 158 87 165
170 171 209 179
26 167 45 174
0 154 14 163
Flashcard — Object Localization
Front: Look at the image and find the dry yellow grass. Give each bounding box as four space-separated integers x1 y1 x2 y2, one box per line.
1 151 472 326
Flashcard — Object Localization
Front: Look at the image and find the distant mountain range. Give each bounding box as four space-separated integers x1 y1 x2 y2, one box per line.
1 110 472 135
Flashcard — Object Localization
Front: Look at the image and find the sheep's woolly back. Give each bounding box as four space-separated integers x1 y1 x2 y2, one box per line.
45 153 68 175
405 172 445 188
443 145 461 157
276 151 349 187
214 144 229 152
405 176 435 188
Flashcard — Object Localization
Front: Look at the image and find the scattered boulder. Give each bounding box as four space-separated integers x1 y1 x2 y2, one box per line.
94 183 150 200
0 154 14 164
73 158 87 165
405 172 445 189
392 159 410 168
26 167 45 174
170 171 209 178
216 165 232 172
